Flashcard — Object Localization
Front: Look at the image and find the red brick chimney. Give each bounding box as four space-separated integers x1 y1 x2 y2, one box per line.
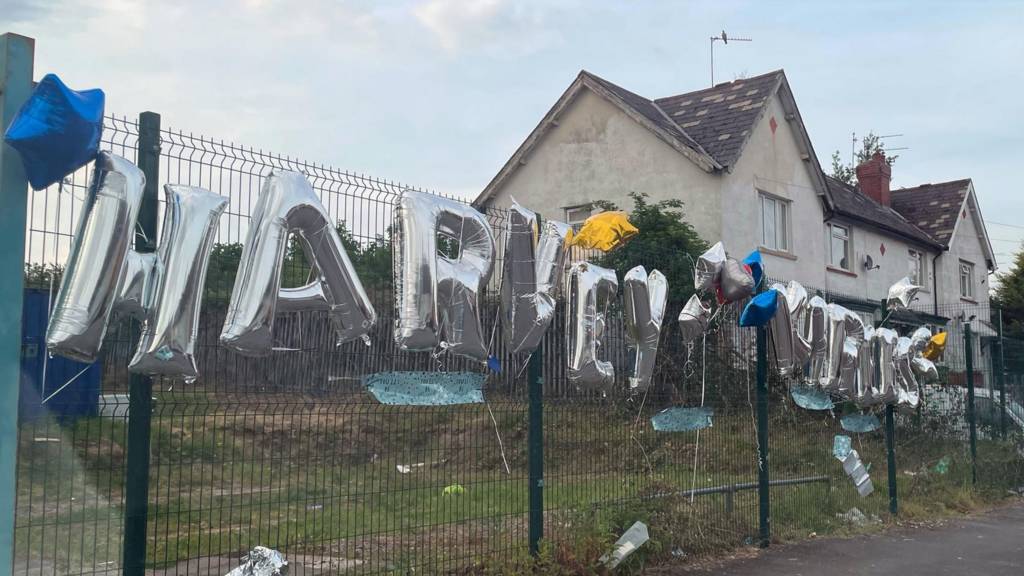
856 151 891 206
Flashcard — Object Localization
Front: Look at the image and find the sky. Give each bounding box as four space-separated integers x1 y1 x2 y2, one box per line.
5 0 1024 269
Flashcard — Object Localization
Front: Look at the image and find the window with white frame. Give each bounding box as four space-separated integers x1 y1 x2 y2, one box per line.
759 192 790 252
564 205 591 232
908 249 924 286
960 260 975 299
827 223 851 270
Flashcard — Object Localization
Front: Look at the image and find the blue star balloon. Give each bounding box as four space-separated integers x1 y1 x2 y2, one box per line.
3 73 104 190
738 288 779 327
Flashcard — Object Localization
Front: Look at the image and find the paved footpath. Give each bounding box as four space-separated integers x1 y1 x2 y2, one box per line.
682 501 1024 576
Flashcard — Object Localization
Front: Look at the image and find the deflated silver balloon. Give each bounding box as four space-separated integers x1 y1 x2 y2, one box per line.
392 190 496 361
909 326 932 353
836 311 865 399
566 262 618 392
911 356 938 381
623 267 668 391
894 336 920 410
767 289 799 376
784 281 811 367
887 276 921 311
678 294 710 345
130 185 228 378
47 152 145 362
872 328 899 404
500 202 571 354
855 326 879 407
718 257 754 303
821 304 851 393
220 171 376 356
805 296 829 387
694 241 726 291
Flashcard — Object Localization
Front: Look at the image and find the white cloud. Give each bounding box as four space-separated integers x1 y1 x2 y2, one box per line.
413 0 505 54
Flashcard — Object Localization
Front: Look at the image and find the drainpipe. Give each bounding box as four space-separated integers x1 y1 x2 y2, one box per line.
932 252 940 316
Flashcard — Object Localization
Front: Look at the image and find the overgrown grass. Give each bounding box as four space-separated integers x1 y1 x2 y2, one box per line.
13 392 1024 574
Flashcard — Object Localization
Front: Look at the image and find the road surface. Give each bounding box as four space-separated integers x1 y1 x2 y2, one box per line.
682 501 1024 575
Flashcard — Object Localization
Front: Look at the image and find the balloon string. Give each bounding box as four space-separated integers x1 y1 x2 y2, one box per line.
485 401 511 475
40 272 55 403
41 365 92 405
689 330 708 503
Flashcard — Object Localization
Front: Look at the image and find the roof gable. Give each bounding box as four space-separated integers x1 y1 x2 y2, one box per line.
889 179 971 247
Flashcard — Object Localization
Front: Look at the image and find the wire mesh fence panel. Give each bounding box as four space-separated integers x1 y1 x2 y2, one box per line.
14 113 1024 575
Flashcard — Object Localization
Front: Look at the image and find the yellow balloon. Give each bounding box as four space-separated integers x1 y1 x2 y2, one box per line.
923 332 947 361
569 211 639 252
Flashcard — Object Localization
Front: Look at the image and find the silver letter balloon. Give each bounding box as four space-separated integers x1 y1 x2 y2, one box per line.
46 152 228 380
566 262 618 392
220 171 376 356
623 266 668 391
394 190 496 361
500 201 571 354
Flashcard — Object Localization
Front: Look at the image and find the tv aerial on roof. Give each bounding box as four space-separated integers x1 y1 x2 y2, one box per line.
710 31 752 87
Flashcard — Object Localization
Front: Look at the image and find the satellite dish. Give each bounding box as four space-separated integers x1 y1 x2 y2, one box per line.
864 254 879 271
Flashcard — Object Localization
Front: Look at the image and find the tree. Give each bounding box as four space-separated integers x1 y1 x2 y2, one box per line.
829 131 899 185
992 248 1024 339
595 192 709 303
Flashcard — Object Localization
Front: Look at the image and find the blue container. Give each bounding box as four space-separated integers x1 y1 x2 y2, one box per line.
19 288 102 421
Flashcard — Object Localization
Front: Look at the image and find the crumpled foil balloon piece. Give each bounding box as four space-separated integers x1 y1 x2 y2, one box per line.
717 257 755 303
841 412 881 433
791 383 834 411
129 185 228 378
392 190 496 361
623 266 668 391
909 326 932 352
886 276 921 311
650 406 713 432
872 328 899 404
47 152 228 381
220 171 376 356
569 210 638 252
2 73 104 190
804 296 829 387
923 331 947 361
362 371 485 405
566 262 618 392
768 291 800 376
912 356 939 381
226 546 288 576
47 153 145 362
677 294 710 345
694 241 726 291
500 202 571 354
841 448 874 498
832 434 853 460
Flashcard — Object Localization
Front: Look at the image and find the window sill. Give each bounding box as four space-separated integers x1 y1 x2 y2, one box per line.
759 247 797 261
826 265 857 278
960 296 979 304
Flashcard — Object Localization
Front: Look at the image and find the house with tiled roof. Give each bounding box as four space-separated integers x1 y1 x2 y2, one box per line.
474 69 832 290
473 69 996 318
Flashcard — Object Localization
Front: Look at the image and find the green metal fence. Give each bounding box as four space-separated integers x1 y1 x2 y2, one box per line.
12 113 1024 575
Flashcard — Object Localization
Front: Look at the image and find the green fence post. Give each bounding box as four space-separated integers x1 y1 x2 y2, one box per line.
964 322 977 485
0 32 34 574
997 310 1007 440
122 111 160 576
875 301 898 516
527 344 544 556
755 324 770 548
